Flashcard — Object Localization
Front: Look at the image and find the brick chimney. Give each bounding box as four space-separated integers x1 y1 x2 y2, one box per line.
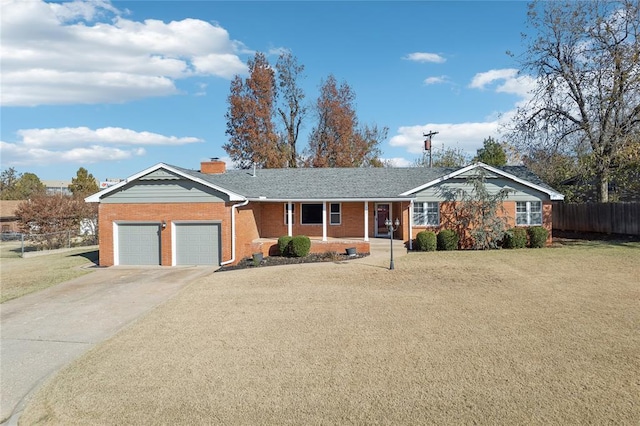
200 158 226 174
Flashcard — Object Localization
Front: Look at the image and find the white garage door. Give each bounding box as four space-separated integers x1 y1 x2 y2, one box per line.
175 223 221 266
118 223 161 265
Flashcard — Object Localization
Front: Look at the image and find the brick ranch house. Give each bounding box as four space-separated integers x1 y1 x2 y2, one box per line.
85 160 564 267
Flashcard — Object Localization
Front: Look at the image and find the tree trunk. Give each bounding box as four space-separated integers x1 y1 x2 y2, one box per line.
599 168 609 203
289 138 297 168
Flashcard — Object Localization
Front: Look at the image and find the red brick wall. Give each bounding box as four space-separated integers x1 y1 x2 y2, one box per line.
200 160 226 174
98 202 233 266
236 204 262 261
409 200 554 248
99 199 555 267
543 201 553 245
258 202 376 239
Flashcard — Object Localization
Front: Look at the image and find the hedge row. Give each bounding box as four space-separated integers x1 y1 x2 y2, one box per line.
416 226 548 251
503 226 548 249
414 230 458 251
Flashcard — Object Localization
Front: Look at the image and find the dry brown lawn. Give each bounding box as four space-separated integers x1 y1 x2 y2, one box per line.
22 243 640 425
0 247 97 303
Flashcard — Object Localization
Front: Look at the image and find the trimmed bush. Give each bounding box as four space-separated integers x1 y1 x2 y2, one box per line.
415 231 437 251
277 235 293 256
290 235 311 257
527 226 548 248
503 227 527 249
437 229 459 251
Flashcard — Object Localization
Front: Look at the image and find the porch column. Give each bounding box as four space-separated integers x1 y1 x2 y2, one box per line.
287 202 293 237
364 201 369 241
322 202 327 241
409 200 413 250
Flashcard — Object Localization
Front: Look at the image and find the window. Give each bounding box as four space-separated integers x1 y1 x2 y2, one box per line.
301 204 323 225
330 203 341 225
516 201 542 226
284 203 295 225
413 202 439 226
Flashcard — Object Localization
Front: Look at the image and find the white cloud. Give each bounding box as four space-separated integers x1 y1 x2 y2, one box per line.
0 0 247 106
468 68 536 99
389 122 502 156
423 76 448 85
403 52 446 63
0 140 146 166
382 157 414 168
1 126 202 166
389 68 539 163
18 127 202 147
469 69 519 89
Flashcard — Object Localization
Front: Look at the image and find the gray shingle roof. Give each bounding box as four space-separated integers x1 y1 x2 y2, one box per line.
170 164 559 200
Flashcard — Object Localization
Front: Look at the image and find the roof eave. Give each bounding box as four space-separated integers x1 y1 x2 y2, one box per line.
84 163 245 203
246 197 414 202
401 162 565 200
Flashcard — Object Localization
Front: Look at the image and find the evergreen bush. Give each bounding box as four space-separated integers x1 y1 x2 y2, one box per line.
277 235 293 256
527 226 548 248
503 227 527 249
290 235 311 257
415 231 437 251
437 229 459 251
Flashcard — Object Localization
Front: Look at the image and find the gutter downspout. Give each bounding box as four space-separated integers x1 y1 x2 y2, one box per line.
409 200 413 250
220 199 250 266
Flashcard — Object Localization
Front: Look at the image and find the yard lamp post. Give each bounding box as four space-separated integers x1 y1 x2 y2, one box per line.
385 217 400 270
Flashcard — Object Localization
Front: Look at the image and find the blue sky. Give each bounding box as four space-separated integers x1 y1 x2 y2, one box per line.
0 0 536 183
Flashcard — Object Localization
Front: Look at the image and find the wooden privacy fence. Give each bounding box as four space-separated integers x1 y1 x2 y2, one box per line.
553 202 640 236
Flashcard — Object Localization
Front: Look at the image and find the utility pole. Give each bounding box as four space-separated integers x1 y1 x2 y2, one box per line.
423 131 439 167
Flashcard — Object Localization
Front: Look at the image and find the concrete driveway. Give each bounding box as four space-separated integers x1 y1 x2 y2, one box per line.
0 265 216 425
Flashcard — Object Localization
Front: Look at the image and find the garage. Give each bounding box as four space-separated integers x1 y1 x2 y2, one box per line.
117 223 161 265
174 222 221 266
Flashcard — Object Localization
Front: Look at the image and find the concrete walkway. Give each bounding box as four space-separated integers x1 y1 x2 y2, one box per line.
357 237 410 263
0 265 216 425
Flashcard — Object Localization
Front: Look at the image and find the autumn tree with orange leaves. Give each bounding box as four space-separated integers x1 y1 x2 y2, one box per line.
224 52 284 169
225 53 386 169
306 75 385 168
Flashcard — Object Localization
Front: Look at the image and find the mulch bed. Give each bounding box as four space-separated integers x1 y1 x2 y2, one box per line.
217 252 370 272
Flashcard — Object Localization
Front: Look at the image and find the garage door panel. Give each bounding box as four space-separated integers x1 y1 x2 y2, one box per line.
175 223 220 266
118 224 161 265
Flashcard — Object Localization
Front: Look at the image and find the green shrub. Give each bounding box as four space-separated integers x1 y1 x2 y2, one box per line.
277 235 292 256
437 229 459 251
503 227 527 249
290 235 311 257
527 226 548 248
415 231 437 251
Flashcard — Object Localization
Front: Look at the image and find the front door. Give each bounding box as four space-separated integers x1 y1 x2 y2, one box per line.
375 203 390 237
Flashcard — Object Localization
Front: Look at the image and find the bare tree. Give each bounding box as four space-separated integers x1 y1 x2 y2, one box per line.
224 52 285 169
276 52 307 168
16 194 97 248
306 75 385 167
441 169 513 250
414 145 470 168
509 0 640 202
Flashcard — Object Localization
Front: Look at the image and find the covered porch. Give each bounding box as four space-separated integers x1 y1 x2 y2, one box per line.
253 200 413 242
